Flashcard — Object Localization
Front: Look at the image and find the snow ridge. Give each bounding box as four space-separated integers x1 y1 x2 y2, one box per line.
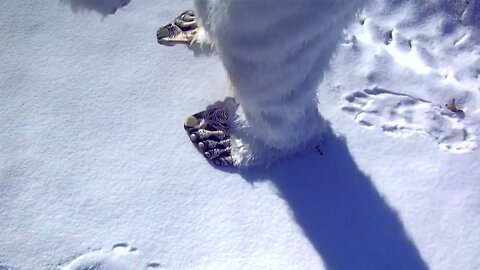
59 243 162 270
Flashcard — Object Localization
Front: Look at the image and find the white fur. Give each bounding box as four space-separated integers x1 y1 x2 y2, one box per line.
193 0 366 166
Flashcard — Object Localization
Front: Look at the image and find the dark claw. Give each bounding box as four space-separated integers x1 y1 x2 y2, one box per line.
157 27 171 40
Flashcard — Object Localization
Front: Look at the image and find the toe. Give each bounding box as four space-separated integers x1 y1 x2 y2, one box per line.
204 147 231 160
192 129 227 141
198 139 231 150
189 133 198 143
179 10 195 21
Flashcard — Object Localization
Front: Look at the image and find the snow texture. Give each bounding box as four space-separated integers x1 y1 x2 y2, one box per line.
1 0 479 269
63 0 131 15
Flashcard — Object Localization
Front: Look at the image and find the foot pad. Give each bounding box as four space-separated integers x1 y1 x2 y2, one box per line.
184 106 234 167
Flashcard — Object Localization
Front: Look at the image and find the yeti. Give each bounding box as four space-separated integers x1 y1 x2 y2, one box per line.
157 0 365 167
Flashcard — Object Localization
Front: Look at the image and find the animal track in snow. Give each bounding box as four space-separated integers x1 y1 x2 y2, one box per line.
342 87 476 153
58 243 163 270
64 0 131 16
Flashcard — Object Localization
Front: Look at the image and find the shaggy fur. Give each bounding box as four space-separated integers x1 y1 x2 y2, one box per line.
193 0 366 166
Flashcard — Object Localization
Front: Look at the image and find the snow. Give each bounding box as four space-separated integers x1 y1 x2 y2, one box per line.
1 0 479 270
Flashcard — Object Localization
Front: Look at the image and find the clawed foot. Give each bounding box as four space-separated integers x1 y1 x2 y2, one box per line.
184 105 235 167
157 10 198 46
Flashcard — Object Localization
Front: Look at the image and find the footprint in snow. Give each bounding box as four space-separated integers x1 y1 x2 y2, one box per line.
58 243 163 270
63 0 131 16
342 87 476 153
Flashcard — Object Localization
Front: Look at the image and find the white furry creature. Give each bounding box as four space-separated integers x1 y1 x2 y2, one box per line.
157 0 365 167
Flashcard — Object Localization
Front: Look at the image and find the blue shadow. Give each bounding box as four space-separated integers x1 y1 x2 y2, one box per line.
241 126 430 270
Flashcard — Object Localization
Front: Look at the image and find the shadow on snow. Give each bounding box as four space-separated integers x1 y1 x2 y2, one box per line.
61 0 131 16
240 125 430 270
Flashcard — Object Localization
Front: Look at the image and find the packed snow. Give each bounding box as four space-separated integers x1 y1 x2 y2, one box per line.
1 0 479 270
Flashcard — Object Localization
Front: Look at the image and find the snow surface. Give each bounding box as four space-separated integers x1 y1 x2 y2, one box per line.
1 0 479 269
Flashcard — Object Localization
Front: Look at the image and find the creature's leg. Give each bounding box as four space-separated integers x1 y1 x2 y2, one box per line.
157 8 325 167
183 100 323 167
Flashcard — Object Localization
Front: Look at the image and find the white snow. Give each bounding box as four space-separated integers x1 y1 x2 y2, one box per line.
1 0 479 270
